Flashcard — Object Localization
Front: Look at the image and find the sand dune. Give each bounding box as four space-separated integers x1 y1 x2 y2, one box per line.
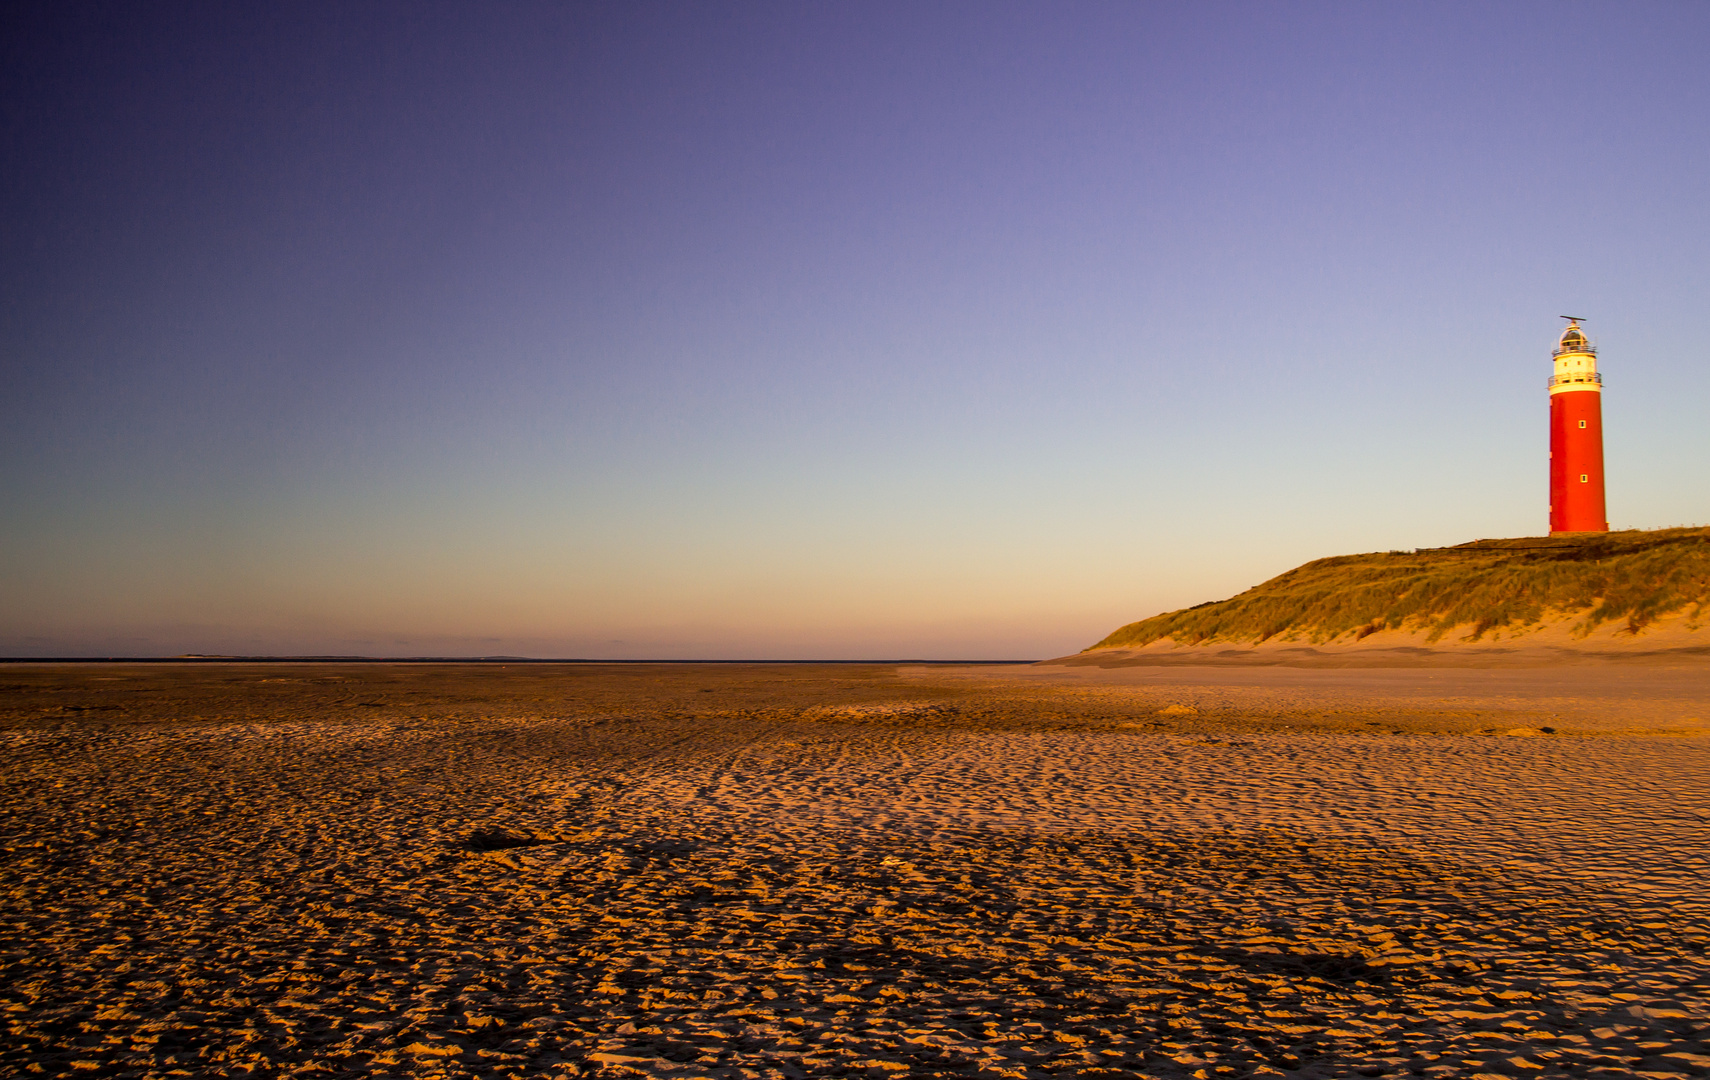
2 663 1707 1078
1069 608 1710 670
1087 527 1710 658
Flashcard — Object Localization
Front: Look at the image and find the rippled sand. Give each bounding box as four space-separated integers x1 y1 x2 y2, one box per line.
3 662 1708 1078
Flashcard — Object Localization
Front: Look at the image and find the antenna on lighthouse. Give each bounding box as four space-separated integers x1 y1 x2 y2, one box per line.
1560 315 1587 322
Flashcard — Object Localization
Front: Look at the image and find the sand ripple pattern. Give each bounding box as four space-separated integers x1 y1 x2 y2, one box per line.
633 723 1710 920
2 665 1708 1079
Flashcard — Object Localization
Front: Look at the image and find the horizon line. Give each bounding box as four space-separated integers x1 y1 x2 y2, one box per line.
0 656 1046 665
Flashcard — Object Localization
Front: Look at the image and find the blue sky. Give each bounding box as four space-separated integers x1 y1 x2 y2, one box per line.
3 1 1707 658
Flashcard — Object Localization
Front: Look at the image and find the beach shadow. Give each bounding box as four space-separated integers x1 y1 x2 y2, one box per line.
462 828 552 852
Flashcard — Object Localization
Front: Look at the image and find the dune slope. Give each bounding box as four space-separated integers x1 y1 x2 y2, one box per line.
1091 526 1710 652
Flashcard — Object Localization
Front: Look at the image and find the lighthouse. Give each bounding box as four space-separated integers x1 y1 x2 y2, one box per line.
1548 317 1608 534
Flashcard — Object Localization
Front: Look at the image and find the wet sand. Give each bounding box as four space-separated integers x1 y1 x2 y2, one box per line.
3 662 1708 1078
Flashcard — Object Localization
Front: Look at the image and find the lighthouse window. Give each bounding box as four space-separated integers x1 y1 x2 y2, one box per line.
1580 474 1589 483
1579 420 1587 428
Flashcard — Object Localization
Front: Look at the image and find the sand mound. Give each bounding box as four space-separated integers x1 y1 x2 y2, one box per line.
1084 527 1710 665
1058 607 1710 668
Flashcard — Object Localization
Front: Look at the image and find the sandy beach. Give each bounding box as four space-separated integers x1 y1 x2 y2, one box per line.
3 661 1708 1078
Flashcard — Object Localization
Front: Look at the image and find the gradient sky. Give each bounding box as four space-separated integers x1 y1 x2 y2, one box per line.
3 1 1707 659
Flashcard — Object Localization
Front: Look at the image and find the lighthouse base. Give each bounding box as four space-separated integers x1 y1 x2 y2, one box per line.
1549 529 1609 537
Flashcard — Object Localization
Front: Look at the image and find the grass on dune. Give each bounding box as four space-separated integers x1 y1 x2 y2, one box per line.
1091 526 1710 650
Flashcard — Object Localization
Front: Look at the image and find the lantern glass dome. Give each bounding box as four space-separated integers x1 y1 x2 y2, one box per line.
1554 323 1595 357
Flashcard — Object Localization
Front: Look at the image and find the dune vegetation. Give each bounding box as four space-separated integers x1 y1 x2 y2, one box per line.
1092 526 1710 649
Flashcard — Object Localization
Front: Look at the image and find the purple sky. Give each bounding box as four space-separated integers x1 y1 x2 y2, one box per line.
3 1 1708 659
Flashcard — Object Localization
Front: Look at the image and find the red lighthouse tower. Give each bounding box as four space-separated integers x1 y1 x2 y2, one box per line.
1548 317 1608 534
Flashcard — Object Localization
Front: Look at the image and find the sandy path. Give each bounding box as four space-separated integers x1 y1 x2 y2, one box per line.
2 663 1708 1080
